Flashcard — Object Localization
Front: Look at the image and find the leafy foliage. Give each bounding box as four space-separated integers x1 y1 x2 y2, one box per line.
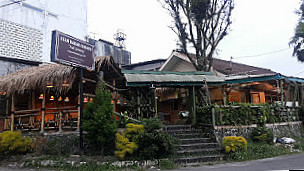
290 2 304 62
222 136 247 153
227 141 290 161
114 123 144 160
251 127 274 144
32 136 79 156
83 83 117 155
137 117 179 160
0 131 32 155
197 103 296 126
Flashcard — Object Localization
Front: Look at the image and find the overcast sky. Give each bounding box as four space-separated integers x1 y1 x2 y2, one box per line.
88 0 304 77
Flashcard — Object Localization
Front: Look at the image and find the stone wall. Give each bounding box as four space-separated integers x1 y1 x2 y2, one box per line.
213 121 304 144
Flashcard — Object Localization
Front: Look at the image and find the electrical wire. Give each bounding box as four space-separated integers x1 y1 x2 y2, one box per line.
0 0 26 8
295 70 304 76
233 48 290 59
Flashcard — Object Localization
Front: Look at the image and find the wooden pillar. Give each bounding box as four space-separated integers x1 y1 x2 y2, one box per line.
137 89 141 119
154 88 158 116
192 86 196 125
4 98 9 130
58 111 63 132
222 86 227 105
40 89 46 133
280 80 284 106
10 93 15 131
212 107 216 127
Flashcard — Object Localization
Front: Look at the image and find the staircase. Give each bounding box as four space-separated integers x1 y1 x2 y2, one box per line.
164 125 225 165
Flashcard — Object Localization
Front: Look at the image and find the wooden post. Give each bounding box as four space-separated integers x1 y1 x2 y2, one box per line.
5 98 9 130
137 90 141 119
154 88 158 116
192 86 196 125
280 80 284 106
222 86 227 105
212 107 216 128
58 111 63 132
40 89 46 133
10 93 15 131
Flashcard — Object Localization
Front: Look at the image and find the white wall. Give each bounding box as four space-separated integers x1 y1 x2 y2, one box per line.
0 0 88 62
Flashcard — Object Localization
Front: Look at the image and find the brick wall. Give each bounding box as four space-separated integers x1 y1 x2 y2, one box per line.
0 20 43 62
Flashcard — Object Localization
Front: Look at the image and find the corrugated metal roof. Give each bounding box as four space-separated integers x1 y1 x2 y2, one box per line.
124 73 224 86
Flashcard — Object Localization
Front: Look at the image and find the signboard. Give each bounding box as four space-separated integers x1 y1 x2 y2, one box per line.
50 30 94 70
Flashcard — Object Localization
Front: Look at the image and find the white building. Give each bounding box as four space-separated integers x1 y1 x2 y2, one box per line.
0 0 88 63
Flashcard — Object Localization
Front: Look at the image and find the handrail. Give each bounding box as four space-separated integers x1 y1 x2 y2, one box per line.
113 112 141 123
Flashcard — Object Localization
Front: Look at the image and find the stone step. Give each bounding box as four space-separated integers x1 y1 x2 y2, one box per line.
165 129 203 135
174 154 225 164
179 143 219 150
180 138 212 144
177 147 222 156
172 133 203 139
164 125 192 131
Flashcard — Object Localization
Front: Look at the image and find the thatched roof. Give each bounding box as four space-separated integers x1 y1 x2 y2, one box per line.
0 64 76 96
0 56 122 96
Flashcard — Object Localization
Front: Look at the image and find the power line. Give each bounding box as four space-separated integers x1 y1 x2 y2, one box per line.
295 70 304 76
233 48 290 59
0 0 26 8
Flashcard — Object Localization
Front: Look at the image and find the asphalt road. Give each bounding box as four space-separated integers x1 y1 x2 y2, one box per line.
170 153 304 171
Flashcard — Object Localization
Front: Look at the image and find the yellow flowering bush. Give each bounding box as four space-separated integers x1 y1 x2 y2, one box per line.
115 123 144 160
222 136 247 153
0 131 32 154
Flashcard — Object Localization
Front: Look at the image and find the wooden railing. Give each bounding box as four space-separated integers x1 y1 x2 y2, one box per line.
4 106 78 132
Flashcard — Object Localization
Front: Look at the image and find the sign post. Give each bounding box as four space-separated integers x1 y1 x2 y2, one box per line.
50 30 94 154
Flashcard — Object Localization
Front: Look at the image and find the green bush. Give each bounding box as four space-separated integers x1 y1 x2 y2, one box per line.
115 123 144 160
222 136 247 153
83 82 117 155
227 142 290 161
251 127 274 144
0 131 32 155
137 117 179 160
32 136 79 156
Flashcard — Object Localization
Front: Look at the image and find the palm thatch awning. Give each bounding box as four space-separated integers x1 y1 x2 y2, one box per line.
0 64 76 96
0 56 122 96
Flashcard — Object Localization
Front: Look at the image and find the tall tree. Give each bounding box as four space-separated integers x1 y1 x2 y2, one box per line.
160 0 234 71
290 1 304 62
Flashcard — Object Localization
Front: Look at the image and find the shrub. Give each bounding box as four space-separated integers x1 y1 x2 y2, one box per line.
32 136 79 155
0 131 32 155
141 117 163 133
251 126 274 144
83 82 117 155
137 117 179 160
115 123 144 160
227 142 290 161
114 132 138 160
137 131 178 160
222 136 247 153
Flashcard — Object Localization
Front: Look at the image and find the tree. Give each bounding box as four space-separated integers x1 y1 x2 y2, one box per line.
83 82 117 155
159 0 234 71
290 1 304 62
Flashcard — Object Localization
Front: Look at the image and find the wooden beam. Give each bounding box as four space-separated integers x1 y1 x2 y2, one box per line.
280 80 284 106
192 86 196 125
10 93 15 131
83 77 97 83
40 89 46 133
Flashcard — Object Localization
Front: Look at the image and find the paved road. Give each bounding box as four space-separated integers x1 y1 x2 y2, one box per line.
169 153 304 171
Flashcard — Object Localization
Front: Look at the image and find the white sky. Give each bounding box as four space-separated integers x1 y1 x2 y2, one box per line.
88 0 304 77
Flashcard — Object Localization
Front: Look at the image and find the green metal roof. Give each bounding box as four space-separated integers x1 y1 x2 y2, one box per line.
122 70 215 76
